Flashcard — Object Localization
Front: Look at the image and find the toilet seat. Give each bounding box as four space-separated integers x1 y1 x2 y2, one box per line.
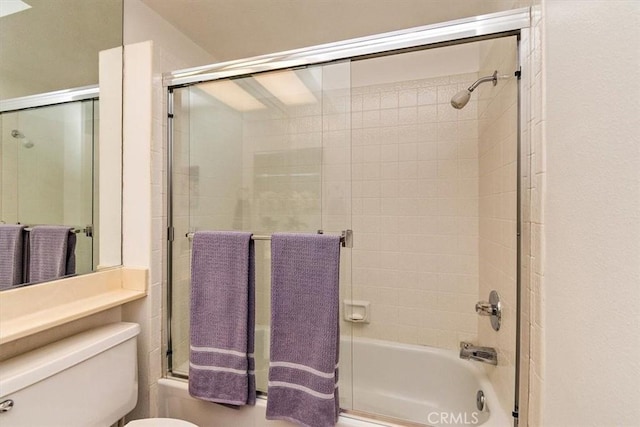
125 418 198 427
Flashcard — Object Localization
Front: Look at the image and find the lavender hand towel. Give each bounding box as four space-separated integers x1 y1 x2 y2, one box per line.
189 231 256 406
267 233 341 427
27 226 75 283
0 225 26 288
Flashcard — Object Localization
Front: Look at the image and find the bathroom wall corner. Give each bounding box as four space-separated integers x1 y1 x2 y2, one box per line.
121 40 157 421
120 6 216 415
526 1 545 425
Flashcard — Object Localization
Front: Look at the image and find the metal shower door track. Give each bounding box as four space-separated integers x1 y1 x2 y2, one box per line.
163 8 530 88
165 7 532 423
0 85 99 113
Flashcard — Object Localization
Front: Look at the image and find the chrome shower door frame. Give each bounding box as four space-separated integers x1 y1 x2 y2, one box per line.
164 7 532 426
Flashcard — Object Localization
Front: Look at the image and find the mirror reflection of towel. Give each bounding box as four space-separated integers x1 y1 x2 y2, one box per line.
0 225 26 288
27 226 76 284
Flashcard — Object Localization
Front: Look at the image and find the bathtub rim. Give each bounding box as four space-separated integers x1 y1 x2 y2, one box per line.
336 336 512 426
161 337 512 427
158 377 403 427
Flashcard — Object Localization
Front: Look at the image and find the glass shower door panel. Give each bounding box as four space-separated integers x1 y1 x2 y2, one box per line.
169 86 193 376
346 38 519 423
171 63 353 403
186 68 326 392
321 61 354 411
0 100 95 276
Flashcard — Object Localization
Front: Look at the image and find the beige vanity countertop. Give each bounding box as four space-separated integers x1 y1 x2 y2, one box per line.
0 267 147 345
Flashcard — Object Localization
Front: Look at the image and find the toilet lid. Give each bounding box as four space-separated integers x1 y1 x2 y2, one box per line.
125 418 198 427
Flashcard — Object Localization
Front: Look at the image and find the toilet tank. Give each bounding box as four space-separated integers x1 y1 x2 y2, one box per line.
0 322 140 427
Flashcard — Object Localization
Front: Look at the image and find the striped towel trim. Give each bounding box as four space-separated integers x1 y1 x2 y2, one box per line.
268 381 336 400
190 362 255 375
191 345 254 358
269 361 337 379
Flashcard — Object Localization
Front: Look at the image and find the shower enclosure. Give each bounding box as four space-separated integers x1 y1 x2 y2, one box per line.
166 9 528 426
0 88 99 280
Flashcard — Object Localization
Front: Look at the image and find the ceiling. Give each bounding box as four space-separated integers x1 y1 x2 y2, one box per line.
0 0 122 99
0 0 522 100
139 0 520 62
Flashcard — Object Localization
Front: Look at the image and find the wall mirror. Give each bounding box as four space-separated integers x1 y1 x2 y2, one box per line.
0 0 123 290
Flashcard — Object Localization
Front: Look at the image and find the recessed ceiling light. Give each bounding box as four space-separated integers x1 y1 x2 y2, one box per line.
0 0 31 18
254 71 317 106
199 80 265 112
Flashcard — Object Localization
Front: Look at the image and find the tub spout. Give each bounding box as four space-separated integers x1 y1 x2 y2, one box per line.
459 342 498 365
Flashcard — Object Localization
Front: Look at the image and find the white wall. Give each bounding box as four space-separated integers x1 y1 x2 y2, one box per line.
98 46 123 268
138 0 528 62
121 40 155 421
124 0 214 69
122 1 640 425
541 1 640 426
121 0 217 420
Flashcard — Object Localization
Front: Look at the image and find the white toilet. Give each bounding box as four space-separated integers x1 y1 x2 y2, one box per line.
0 322 196 427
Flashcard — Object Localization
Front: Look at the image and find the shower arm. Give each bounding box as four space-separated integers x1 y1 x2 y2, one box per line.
467 70 498 92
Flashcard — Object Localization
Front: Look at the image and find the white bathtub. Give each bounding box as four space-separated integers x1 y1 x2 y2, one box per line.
160 337 511 427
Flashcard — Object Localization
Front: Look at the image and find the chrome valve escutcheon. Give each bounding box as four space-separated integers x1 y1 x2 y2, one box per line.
475 290 501 331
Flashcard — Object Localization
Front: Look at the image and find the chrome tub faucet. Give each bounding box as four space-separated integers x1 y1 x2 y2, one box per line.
459 342 498 365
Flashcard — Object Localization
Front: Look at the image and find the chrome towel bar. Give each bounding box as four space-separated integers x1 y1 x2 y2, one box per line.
22 225 93 237
185 229 353 248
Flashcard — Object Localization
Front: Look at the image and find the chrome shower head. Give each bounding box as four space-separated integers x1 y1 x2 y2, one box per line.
11 129 34 148
450 89 472 109
451 70 498 110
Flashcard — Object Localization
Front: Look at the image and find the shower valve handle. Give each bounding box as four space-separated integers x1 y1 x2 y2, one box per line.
475 301 497 316
475 290 501 331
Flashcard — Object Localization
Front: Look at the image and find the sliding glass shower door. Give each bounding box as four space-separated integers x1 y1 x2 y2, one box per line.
168 32 520 425
169 62 354 406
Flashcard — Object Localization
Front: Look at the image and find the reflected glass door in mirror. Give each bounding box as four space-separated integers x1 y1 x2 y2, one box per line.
0 99 98 288
0 0 123 289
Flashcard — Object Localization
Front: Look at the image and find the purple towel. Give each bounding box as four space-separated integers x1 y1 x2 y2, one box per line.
66 232 76 276
266 233 341 427
27 226 75 283
0 225 26 288
189 231 256 406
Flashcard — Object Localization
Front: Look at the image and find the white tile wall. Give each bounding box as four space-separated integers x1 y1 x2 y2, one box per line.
349 73 480 350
